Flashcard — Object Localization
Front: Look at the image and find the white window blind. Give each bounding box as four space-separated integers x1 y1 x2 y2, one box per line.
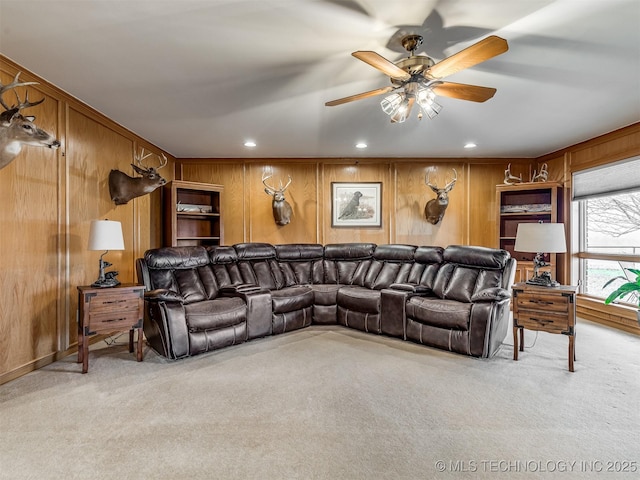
572 155 640 201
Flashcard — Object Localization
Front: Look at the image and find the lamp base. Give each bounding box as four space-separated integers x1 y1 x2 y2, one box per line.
91 277 121 288
526 271 560 288
92 254 120 288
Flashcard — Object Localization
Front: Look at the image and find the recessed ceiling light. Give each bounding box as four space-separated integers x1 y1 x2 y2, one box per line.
355 142 367 149
464 142 477 149
244 140 257 147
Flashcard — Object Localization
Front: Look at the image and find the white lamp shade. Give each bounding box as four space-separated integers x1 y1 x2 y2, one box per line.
514 222 566 253
88 220 125 251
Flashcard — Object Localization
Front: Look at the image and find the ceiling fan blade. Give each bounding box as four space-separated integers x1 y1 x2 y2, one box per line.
352 51 411 81
426 35 508 79
431 82 497 102
325 86 395 107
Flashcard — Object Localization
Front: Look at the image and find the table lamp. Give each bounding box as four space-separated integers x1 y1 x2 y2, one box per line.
514 221 566 287
88 219 125 287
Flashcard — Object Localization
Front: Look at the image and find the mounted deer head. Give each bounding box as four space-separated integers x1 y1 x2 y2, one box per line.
424 168 457 225
262 172 293 226
0 72 60 170
109 148 168 205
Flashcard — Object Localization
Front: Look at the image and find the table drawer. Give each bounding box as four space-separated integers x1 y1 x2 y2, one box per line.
515 292 569 313
89 310 142 332
515 310 570 334
89 292 142 313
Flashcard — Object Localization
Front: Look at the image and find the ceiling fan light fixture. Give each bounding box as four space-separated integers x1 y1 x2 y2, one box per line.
380 92 404 117
390 98 411 123
416 87 441 119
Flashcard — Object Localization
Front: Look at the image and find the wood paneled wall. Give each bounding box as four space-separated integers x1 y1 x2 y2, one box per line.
0 57 173 385
2 52 638 385
177 159 525 248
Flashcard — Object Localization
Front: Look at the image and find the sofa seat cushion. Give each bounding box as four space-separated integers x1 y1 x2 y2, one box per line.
271 286 314 314
184 297 246 332
311 284 342 305
405 297 471 330
337 286 381 314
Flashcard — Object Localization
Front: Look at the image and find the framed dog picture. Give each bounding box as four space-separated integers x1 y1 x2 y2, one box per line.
331 182 382 227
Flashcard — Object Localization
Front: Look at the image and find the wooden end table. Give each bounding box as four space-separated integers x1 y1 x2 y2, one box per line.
77 284 145 373
512 283 578 372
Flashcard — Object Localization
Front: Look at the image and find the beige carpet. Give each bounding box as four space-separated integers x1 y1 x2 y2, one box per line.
1 319 638 480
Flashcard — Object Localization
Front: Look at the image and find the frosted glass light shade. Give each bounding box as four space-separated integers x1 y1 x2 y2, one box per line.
380 92 404 116
88 220 125 251
514 222 566 253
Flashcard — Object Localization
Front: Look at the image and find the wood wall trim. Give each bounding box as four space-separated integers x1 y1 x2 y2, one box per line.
577 296 640 336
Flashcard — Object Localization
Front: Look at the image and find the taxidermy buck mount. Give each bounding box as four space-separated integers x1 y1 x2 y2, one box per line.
262 172 293 226
109 148 168 205
424 168 457 225
0 72 60 170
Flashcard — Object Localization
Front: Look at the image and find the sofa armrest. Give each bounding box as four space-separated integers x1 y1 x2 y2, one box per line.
144 289 184 303
220 283 265 295
389 283 432 295
471 287 511 303
220 284 272 340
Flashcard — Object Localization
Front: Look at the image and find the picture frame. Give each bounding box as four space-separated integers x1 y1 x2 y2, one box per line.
331 182 382 227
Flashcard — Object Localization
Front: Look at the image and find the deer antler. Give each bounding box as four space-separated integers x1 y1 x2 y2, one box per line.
135 148 167 170
425 169 437 190
263 172 292 194
279 175 292 192
443 168 458 192
262 172 275 192
0 72 42 111
426 168 457 192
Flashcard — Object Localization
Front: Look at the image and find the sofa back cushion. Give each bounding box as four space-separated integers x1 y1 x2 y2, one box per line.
143 246 214 304
275 244 325 286
406 246 444 288
363 244 416 290
207 246 243 289
233 243 285 290
433 245 511 302
323 243 375 285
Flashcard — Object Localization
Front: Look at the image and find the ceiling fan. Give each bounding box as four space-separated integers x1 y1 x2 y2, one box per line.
325 34 508 123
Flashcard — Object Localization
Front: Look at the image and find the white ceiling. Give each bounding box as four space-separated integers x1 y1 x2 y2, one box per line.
1 0 639 159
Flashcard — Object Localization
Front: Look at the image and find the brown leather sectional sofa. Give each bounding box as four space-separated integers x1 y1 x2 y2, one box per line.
136 243 516 360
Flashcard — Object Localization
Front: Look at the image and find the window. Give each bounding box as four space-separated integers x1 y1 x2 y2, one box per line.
573 157 640 305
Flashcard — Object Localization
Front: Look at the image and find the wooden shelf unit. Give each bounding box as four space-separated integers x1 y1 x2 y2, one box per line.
164 180 224 247
496 182 564 284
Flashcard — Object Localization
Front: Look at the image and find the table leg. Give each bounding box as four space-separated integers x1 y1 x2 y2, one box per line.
568 335 575 372
82 338 89 374
513 326 519 361
128 329 134 353
77 331 83 364
136 327 144 362
519 327 525 352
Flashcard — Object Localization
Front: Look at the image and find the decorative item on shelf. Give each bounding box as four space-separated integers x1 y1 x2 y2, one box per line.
531 163 549 182
88 219 125 288
177 202 213 213
262 172 293 226
0 72 61 170
109 147 168 205
503 163 523 185
424 168 457 225
603 268 640 325
514 221 566 287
